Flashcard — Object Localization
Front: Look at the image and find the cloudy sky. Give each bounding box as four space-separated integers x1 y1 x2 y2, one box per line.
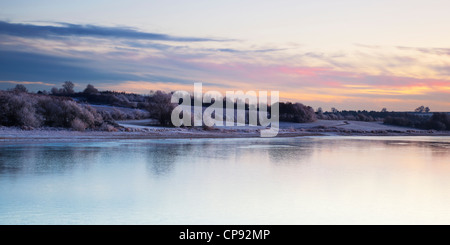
1 0 450 111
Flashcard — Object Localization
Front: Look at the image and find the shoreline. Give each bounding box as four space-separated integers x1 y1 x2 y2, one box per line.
1 120 450 145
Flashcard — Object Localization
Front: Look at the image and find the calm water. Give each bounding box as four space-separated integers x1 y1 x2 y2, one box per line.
1 136 450 225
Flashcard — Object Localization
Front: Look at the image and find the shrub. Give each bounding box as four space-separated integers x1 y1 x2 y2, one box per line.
384 112 449 131
0 91 106 130
36 96 65 127
82 104 104 127
71 118 87 131
99 110 113 121
278 102 317 123
100 123 117 132
50 87 60 95
12 84 28 93
384 116 414 127
146 91 175 126
424 113 450 130
0 91 42 127
83 84 99 94
111 108 127 120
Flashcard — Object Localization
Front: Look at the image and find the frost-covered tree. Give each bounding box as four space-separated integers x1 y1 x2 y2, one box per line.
62 81 75 94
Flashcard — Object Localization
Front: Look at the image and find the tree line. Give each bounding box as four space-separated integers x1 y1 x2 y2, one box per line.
2 82 449 131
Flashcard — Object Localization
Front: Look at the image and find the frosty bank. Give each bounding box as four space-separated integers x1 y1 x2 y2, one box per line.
171 83 279 137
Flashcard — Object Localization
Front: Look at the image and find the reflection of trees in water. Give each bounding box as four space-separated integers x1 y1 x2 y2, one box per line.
189 141 238 160
144 144 185 176
266 142 314 164
304 138 450 159
382 140 450 158
427 142 450 158
144 140 238 176
4 138 447 177
0 145 102 174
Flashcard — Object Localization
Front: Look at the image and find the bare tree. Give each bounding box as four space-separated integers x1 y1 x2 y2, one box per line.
317 107 323 114
62 81 75 94
331 107 338 113
12 84 28 93
415 105 430 113
51 87 60 95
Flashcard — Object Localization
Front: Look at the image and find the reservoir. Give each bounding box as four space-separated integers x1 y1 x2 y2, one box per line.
1 136 450 224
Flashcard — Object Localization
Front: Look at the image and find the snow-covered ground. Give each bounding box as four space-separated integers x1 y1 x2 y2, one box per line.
116 119 160 129
1 119 448 144
117 119 421 132
279 120 420 131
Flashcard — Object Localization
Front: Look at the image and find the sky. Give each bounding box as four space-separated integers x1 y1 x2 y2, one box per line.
1 0 450 111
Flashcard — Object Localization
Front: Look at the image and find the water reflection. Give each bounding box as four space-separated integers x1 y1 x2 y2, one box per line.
1 136 450 224
0 146 99 175
351 138 450 158
144 143 184 176
266 143 314 164
142 139 245 176
2 137 449 177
